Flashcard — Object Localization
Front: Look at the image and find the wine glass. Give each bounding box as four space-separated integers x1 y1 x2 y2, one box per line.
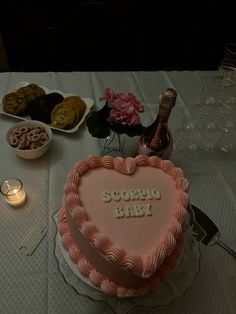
217 131 235 153
218 43 236 87
197 76 223 113
218 43 236 112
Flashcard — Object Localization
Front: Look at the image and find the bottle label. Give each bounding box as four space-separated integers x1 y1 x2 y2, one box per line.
139 129 173 159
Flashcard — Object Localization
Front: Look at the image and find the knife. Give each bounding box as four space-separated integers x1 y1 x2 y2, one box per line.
191 204 236 259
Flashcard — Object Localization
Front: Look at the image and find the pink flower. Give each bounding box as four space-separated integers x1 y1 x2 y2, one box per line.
127 93 144 112
107 108 141 125
99 88 115 102
101 88 144 126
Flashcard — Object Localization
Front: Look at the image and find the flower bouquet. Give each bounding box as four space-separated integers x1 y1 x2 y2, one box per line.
87 88 145 155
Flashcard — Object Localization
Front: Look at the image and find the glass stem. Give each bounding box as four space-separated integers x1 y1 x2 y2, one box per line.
117 133 121 151
103 131 121 153
104 131 116 149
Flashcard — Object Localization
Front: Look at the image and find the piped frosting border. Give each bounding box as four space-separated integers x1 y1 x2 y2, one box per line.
58 207 184 297
62 155 189 279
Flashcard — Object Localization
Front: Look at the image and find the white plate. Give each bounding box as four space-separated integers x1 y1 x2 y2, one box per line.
0 81 94 133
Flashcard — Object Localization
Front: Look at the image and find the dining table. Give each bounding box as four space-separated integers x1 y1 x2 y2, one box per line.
0 71 235 314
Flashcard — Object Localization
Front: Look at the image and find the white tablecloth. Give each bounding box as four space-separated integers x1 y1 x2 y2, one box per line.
0 71 235 314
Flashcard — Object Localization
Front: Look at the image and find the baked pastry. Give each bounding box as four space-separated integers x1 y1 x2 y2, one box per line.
3 83 46 116
3 92 28 115
63 96 86 119
27 93 64 123
17 83 45 102
51 96 86 129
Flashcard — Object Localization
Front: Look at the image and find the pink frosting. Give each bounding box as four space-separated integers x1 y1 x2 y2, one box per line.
58 154 189 296
58 206 184 297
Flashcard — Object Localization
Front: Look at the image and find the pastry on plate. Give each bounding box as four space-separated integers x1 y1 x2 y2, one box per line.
18 83 45 102
28 93 64 123
3 83 46 116
51 96 86 129
3 92 28 115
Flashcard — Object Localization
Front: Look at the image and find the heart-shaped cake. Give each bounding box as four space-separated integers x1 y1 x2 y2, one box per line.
57 155 189 297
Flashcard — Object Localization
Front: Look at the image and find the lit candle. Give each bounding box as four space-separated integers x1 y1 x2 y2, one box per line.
0 178 26 206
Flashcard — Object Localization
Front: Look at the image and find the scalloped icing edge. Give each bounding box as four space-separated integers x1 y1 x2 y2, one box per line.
58 206 185 297
62 154 189 279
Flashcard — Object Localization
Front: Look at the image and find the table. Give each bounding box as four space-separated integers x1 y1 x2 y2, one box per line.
0 71 235 314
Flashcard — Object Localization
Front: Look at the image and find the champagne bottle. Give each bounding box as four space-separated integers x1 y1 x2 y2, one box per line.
138 88 177 159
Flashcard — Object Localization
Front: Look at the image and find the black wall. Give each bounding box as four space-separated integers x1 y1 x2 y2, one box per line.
1 1 236 71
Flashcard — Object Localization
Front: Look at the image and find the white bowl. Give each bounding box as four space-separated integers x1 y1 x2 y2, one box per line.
5 120 52 159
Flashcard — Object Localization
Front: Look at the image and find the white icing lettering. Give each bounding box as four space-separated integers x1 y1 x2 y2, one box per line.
129 189 140 200
111 191 121 201
151 189 161 200
102 188 161 202
114 204 152 218
120 189 130 201
146 189 153 200
125 206 137 217
115 206 124 218
137 189 147 200
142 204 152 216
102 191 111 202
133 205 145 217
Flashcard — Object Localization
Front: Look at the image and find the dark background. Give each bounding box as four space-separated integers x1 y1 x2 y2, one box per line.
1 0 236 71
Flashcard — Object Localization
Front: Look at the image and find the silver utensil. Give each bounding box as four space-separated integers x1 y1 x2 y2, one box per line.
191 204 236 258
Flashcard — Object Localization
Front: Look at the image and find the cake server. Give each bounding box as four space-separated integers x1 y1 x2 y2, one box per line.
191 204 236 258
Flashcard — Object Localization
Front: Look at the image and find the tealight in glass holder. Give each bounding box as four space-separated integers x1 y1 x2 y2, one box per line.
0 178 26 206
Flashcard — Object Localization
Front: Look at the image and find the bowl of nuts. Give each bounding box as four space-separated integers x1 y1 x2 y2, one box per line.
5 120 52 159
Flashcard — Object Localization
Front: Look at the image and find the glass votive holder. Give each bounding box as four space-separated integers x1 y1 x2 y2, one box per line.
0 178 26 206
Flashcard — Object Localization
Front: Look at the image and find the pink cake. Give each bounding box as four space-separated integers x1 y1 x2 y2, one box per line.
57 155 189 297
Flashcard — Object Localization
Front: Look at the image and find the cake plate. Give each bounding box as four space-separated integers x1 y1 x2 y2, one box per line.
53 207 202 313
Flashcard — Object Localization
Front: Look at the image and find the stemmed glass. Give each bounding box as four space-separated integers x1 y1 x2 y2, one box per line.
172 45 236 156
174 73 235 155
183 76 222 153
218 43 236 87
218 43 236 112
216 44 236 152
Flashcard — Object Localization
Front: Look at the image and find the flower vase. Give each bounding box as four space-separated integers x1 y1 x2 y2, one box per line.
101 131 124 157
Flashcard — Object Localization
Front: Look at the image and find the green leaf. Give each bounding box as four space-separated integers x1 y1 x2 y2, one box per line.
86 102 146 138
